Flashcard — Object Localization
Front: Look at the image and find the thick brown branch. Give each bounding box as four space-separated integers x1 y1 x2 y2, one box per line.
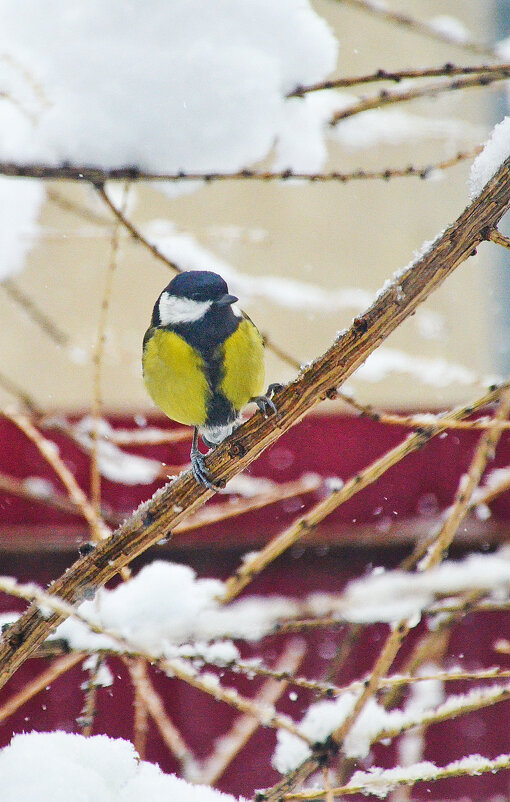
1 157 509 691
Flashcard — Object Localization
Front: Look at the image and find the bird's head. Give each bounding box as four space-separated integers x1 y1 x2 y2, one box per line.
154 271 238 326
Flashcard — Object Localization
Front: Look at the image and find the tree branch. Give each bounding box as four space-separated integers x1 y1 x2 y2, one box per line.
1 156 509 691
0 148 480 184
330 72 510 126
335 0 496 58
289 62 510 95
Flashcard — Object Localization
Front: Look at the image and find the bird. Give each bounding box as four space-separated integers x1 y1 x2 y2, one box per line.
142 270 279 489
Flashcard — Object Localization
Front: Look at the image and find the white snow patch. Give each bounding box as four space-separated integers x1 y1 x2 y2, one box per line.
274 91 341 172
0 0 337 174
54 561 300 653
0 731 241 802
143 220 373 312
273 692 357 773
355 347 477 387
469 116 510 198
22 476 54 498
428 15 469 43
222 474 276 498
414 309 445 341
74 416 161 485
340 552 510 623
347 761 438 798
347 752 510 799
496 36 510 60
332 106 482 150
0 177 44 281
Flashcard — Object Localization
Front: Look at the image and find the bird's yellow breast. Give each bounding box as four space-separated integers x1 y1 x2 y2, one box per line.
220 317 265 409
142 328 209 426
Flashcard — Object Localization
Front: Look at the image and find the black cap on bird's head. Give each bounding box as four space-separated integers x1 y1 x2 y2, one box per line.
153 271 238 328
164 271 237 305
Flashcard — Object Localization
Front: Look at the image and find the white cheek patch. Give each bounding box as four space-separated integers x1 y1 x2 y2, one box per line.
158 293 212 325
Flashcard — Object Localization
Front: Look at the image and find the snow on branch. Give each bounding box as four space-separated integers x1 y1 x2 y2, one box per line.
286 752 510 799
273 674 510 773
0 575 310 745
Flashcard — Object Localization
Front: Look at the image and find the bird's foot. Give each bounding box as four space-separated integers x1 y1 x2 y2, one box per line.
251 383 284 418
191 449 221 491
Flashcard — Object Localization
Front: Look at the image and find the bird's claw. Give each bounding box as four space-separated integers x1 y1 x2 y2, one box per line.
251 383 284 418
191 450 221 491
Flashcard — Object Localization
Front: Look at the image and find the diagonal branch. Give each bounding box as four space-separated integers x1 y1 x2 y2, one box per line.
335 0 495 58
1 156 510 692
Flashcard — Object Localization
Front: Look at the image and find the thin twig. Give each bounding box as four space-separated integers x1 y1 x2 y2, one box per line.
125 657 150 760
472 467 510 507
125 656 198 776
0 470 86 518
175 474 322 533
1 407 110 538
198 639 307 786
103 426 191 445
0 149 481 185
1 278 69 346
489 227 510 250
90 183 129 540
336 0 496 58
78 654 104 736
0 370 42 415
322 767 335 802
0 653 83 724
330 73 510 126
94 182 182 272
289 62 510 95
420 388 510 570
46 187 110 226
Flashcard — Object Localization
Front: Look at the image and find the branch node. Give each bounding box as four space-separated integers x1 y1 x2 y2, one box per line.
352 316 369 335
312 735 339 767
229 441 247 459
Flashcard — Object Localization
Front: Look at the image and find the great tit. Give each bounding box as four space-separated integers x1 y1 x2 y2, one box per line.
142 270 279 489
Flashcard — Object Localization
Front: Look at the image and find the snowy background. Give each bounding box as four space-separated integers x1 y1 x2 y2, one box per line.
2 1 510 800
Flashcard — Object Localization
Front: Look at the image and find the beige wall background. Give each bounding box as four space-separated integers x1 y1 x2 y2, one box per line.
0 0 503 415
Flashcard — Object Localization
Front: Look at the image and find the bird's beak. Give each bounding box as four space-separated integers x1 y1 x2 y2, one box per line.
216 293 238 306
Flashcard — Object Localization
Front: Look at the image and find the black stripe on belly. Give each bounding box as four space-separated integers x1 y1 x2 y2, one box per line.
169 306 240 427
